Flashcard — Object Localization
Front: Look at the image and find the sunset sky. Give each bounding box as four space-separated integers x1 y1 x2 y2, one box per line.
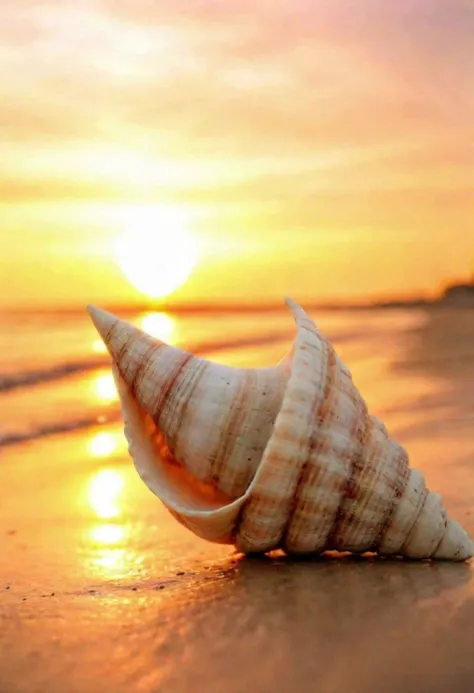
1 0 473 308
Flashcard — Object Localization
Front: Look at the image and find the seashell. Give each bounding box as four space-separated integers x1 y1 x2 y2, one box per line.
87 299 474 561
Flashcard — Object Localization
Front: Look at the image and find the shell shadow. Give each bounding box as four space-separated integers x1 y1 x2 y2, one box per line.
137 552 474 693
219 551 473 610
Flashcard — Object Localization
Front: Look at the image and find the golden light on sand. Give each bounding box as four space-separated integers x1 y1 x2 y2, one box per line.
91 545 144 577
116 207 198 299
140 312 176 343
88 469 125 519
94 373 118 401
93 548 127 572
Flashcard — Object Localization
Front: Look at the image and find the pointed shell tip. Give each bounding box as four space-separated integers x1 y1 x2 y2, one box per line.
87 305 118 341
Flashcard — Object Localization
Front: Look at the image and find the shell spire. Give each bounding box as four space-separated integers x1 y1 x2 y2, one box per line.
88 301 474 561
88 305 290 500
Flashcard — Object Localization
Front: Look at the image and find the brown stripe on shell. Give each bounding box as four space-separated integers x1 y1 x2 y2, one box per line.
163 358 209 462
151 352 194 425
209 369 255 488
324 390 369 550
235 330 323 552
103 317 118 345
378 470 427 555
431 512 450 557
371 445 410 551
127 342 166 398
285 346 368 553
398 489 430 555
331 417 410 552
115 331 138 383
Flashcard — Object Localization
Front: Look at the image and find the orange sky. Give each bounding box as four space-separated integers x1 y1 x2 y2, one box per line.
1 0 473 308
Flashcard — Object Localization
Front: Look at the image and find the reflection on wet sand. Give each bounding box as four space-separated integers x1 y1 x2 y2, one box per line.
2 417 474 693
227 552 473 605
85 454 141 578
90 523 125 545
88 519 144 578
88 469 124 519
138 553 474 693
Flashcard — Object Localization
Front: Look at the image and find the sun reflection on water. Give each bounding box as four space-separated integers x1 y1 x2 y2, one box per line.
140 312 176 343
94 373 118 401
88 431 118 457
92 338 107 354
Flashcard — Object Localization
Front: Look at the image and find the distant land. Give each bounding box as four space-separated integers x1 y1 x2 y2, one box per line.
330 278 474 311
368 278 474 311
435 279 474 307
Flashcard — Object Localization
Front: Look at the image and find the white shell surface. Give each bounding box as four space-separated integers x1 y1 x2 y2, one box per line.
88 301 474 562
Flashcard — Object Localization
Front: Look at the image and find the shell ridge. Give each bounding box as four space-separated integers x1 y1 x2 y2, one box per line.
281 333 333 551
431 519 450 557
302 351 361 550
165 359 209 473
370 446 410 551
235 305 323 552
333 420 410 551
324 396 369 550
401 491 446 558
210 369 255 487
378 468 427 555
283 340 336 552
151 352 194 424
131 341 166 398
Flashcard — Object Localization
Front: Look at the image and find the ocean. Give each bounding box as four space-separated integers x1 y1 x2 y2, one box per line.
2 303 474 452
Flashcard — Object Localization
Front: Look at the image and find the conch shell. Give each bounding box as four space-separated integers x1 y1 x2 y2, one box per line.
88 299 474 561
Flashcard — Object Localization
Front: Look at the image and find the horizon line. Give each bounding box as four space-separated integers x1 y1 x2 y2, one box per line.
0 294 460 316
1 278 472 315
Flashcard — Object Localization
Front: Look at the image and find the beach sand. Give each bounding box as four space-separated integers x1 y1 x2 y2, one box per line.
1 430 474 693
1 306 474 692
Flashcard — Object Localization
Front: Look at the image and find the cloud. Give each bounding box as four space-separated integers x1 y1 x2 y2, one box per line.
0 0 472 206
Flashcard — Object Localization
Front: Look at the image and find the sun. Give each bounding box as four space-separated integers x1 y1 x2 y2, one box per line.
115 207 198 299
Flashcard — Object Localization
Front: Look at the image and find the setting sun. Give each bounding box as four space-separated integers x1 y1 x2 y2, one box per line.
115 207 198 299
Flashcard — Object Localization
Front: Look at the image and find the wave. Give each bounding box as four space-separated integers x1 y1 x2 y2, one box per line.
0 327 362 395
0 358 106 393
0 413 121 448
0 331 297 394
0 328 360 449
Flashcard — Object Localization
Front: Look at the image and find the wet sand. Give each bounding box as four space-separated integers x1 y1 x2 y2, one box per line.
2 423 474 693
